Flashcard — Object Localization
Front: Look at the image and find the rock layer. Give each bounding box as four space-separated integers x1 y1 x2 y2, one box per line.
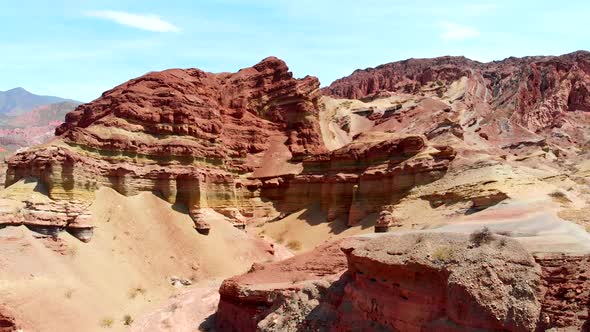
323 51 590 156
216 233 590 331
5 58 459 234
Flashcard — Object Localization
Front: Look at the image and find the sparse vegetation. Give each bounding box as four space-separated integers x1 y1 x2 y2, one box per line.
128 286 146 299
162 318 172 329
470 227 494 247
548 190 571 204
168 302 180 312
66 246 78 257
340 101 353 108
286 240 302 251
122 314 134 326
100 317 114 328
414 235 424 244
432 246 455 262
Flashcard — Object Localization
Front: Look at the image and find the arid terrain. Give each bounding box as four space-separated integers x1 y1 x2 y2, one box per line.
0 51 589 331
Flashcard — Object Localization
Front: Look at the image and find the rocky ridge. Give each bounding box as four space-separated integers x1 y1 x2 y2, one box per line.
216 232 590 331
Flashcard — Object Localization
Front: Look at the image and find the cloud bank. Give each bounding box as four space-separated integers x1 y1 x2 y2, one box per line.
86 10 179 32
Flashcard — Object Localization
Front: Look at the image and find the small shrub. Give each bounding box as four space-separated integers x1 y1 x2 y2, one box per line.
470 227 494 247
286 240 302 251
128 286 146 299
548 190 571 204
64 289 73 299
432 246 454 262
414 235 424 244
100 317 114 328
122 314 134 326
67 246 78 257
169 303 180 312
498 238 508 247
340 101 353 108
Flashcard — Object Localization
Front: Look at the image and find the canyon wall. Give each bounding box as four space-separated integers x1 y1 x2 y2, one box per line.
216 233 590 331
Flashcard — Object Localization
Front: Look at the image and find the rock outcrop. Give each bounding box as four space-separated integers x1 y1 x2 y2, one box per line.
258 134 455 225
0 305 21 332
216 233 590 331
4 58 457 235
0 197 92 241
322 51 590 156
5 57 328 233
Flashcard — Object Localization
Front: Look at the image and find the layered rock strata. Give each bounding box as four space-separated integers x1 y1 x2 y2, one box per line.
258 134 455 226
5 57 327 233
0 197 92 241
216 233 590 331
5 58 456 234
322 51 590 157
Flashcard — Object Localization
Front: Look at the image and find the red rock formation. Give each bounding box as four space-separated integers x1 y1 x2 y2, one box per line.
536 254 590 330
323 51 590 153
56 56 325 167
258 134 455 226
5 58 458 234
215 233 590 331
216 233 550 331
216 239 349 331
0 305 20 332
5 57 330 233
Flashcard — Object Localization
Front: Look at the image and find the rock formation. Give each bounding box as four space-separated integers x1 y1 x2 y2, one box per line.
3 57 457 236
216 233 590 331
322 51 590 158
1 52 590 331
5 57 328 234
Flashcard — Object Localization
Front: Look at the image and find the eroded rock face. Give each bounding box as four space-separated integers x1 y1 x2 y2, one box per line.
340 234 543 331
323 51 590 156
5 57 329 231
324 52 590 127
215 233 552 331
216 239 349 331
5 58 457 232
258 134 455 226
0 197 92 241
536 255 590 330
0 305 21 332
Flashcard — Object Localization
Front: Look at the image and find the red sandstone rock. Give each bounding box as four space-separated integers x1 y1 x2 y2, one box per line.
215 233 550 331
323 51 590 155
56 56 326 168
0 305 21 332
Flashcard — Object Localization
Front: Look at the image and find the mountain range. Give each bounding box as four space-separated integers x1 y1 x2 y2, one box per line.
0 88 80 154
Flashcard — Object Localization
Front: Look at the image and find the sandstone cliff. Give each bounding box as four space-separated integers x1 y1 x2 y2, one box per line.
216 232 590 331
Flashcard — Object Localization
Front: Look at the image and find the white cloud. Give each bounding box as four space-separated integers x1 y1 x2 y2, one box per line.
439 21 480 41
86 10 180 32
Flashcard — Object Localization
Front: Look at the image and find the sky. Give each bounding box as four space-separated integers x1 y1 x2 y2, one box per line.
0 0 588 102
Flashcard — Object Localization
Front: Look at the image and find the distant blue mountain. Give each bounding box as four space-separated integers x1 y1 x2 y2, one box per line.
0 87 80 115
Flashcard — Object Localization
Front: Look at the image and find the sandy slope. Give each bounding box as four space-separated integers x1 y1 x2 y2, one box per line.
0 187 276 332
254 204 375 253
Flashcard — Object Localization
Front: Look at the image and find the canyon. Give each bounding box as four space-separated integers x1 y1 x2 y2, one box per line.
0 51 589 331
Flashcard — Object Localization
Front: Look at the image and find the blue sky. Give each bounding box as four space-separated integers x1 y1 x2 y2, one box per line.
0 0 588 102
